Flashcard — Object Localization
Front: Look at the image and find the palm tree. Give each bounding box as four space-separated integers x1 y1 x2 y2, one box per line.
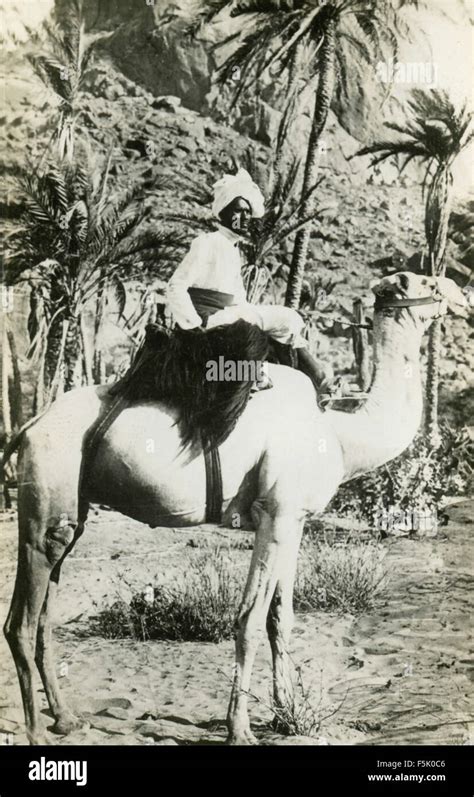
191 0 424 308
26 0 95 162
357 89 473 446
4 152 183 407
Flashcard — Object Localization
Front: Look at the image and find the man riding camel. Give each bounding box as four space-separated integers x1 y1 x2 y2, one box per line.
166 167 330 394
79 169 336 497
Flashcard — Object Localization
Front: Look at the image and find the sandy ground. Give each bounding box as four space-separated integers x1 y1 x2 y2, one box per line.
0 500 472 746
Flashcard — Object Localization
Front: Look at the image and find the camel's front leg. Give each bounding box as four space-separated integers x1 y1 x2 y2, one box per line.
35 580 79 733
266 519 304 723
36 578 87 736
226 505 297 745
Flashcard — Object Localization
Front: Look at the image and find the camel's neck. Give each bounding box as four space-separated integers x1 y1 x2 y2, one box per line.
327 315 424 482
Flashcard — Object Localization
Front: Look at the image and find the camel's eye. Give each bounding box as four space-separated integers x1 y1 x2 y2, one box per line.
399 273 410 291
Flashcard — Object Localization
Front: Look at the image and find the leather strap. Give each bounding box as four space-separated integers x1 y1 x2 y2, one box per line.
80 393 132 499
374 295 435 310
203 439 223 523
83 402 225 524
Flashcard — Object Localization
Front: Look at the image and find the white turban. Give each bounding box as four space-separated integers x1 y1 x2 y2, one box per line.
212 168 265 219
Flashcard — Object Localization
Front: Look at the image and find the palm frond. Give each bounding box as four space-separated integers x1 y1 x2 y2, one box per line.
43 166 69 211
188 0 237 31
337 28 373 64
24 0 96 162
16 172 60 227
154 211 215 232
358 89 473 171
352 11 384 59
68 199 89 249
108 273 127 320
27 53 73 101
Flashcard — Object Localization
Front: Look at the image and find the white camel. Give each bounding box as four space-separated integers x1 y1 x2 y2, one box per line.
3 272 465 745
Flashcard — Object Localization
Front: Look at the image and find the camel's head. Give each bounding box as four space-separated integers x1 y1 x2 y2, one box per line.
371 272 466 331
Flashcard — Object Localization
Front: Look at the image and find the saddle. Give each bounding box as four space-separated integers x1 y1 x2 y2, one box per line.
83 321 280 524
109 319 271 449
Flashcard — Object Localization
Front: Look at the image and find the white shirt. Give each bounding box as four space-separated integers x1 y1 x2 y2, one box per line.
166 225 248 329
166 223 307 348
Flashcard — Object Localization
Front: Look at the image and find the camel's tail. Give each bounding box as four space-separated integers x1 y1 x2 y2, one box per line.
2 431 22 468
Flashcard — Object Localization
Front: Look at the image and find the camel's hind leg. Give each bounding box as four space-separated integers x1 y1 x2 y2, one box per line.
35 521 86 736
4 515 78 744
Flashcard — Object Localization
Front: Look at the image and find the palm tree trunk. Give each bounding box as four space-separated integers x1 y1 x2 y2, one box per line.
2 321 12 440
92 284 107 383
425 317 443 449
352 299 371 391
6 329 23 429
64 317 82 391
34 345 46 414
424 166 453 448
426 168 452 275
285 19 337 309
48 319 69 403
80 314 94 385
45 298 66 392
1 322 13 512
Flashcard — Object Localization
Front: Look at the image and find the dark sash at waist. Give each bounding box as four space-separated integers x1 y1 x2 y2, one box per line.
188 287 235 319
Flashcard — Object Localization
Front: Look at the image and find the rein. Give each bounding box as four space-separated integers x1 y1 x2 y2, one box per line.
374 295 438 310
326 294 443 332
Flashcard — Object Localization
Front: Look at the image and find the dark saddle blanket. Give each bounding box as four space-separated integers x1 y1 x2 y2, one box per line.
110 320 282 449
82 320 296 524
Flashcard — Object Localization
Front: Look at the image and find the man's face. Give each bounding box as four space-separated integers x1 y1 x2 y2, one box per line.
219 196 252 235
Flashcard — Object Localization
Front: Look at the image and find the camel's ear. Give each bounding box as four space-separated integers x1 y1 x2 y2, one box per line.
435 276 467 308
